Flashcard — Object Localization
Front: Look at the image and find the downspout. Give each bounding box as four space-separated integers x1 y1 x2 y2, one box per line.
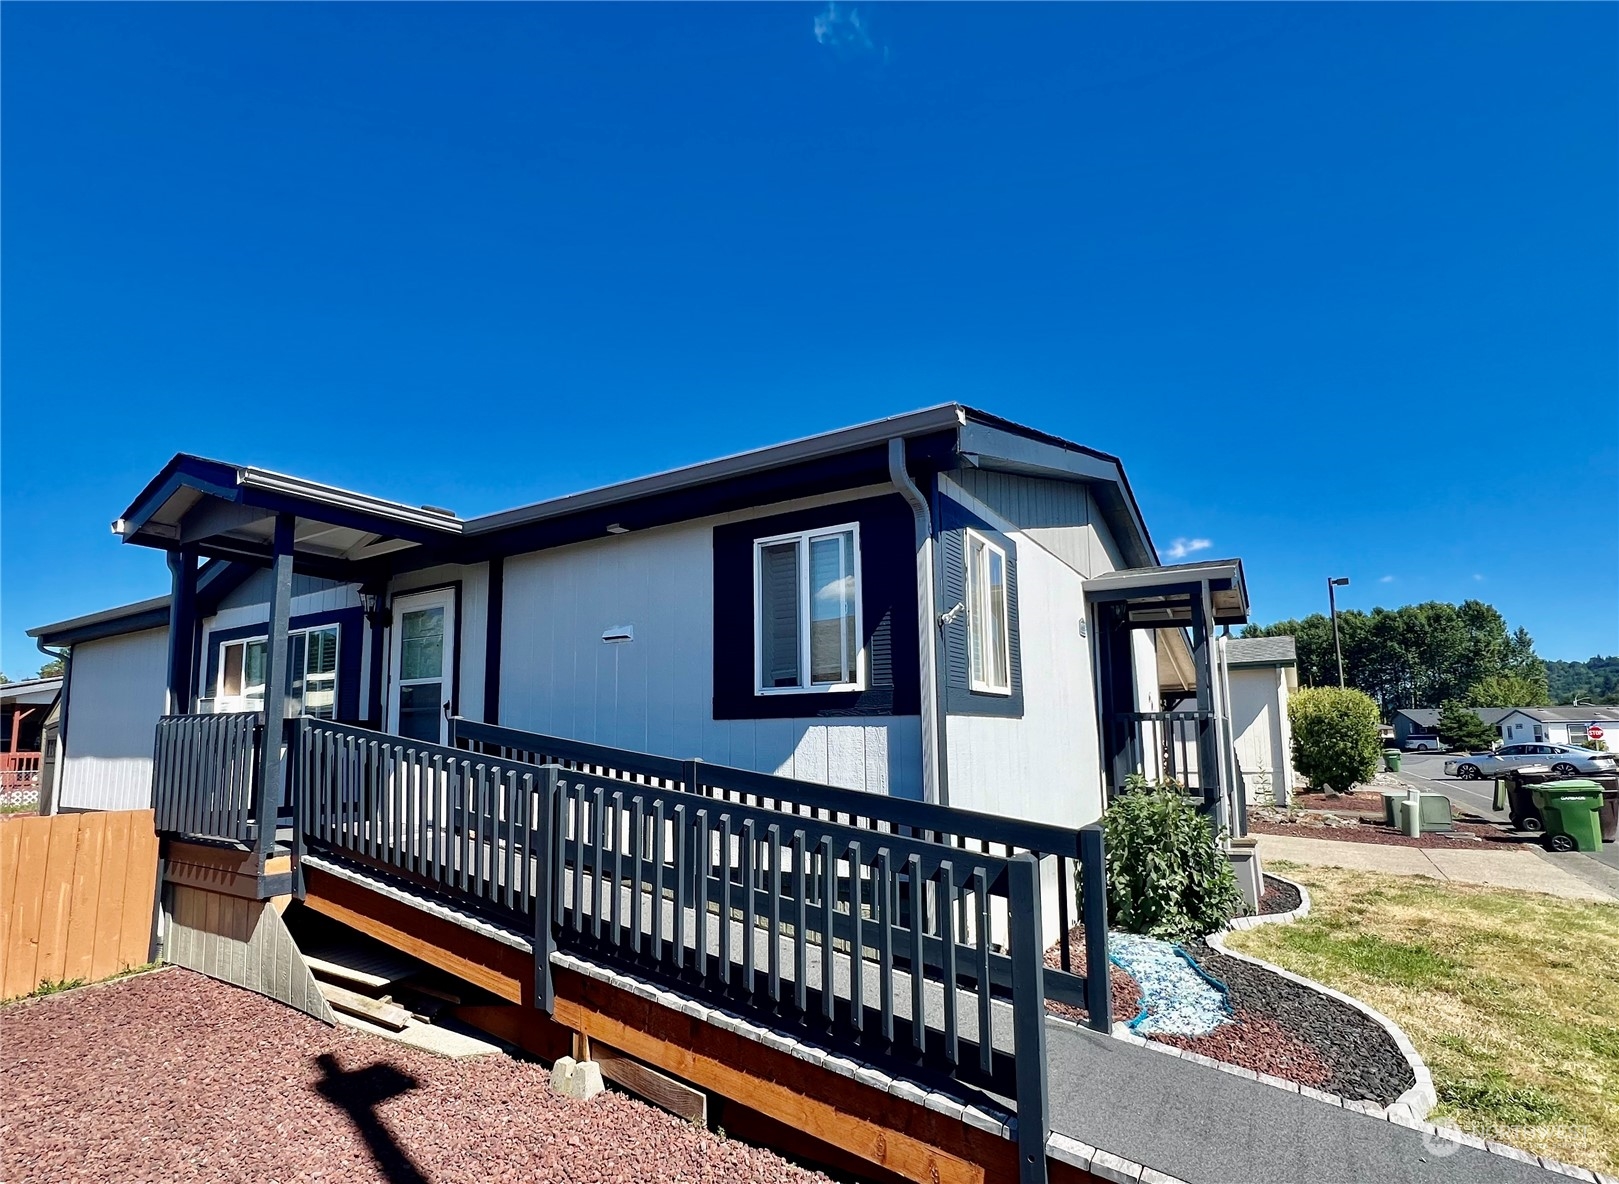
888 438 947 806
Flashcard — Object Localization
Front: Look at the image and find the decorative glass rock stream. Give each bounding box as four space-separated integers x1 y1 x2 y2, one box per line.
1108 932 1233 1036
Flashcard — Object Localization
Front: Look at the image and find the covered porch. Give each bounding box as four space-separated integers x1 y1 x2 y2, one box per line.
1084 559 1251 836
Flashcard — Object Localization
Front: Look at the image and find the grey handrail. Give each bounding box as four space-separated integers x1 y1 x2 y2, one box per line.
450 716 1111 1031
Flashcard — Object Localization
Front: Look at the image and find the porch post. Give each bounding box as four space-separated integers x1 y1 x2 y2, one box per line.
165 546 199 714
255 513 296 861
1192 585 1229 832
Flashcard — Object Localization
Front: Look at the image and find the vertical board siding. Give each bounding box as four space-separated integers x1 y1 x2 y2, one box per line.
1229 667 1291 806
499 499 918 798
163 884 334 1024
60 629 171 812
0 809 159 999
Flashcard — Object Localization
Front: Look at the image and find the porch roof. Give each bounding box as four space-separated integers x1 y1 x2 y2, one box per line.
1082 559 1250 627
113 454 463 574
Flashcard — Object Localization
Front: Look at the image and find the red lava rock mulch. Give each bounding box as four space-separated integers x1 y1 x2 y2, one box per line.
1248 817 1520 849
0 968 827 1184
1289 790 1389 814
1148 1010 1333 1089
1042 928 1143 1026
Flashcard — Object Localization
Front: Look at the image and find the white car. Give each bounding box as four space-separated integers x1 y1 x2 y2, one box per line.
1404 735 1442 752
1444 743 1617 780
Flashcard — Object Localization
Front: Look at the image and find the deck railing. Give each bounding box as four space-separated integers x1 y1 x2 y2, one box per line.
0 751 42 794
450 718 1111 1027
152 712 264 842
289 717 1055 1180
1109 709 1211 793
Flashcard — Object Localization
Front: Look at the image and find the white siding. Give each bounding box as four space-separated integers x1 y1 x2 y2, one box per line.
388 564 489 723
60 628 170 812
950 470 1125 580
498 491 919 798
937 476 1104 829
1229 666 1294 806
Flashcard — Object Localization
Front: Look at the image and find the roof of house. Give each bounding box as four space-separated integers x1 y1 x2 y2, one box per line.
1395 707 1513 728
1224 636 1296 667
36 405 1170 643
0 676 63 707
1498 705 1619 723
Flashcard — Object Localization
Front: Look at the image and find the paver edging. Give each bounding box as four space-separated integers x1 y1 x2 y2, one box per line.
1223 871 1312 931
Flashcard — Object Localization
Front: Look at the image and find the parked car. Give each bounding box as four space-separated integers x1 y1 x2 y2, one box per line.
1405 734 1442 752
1445 743 1618 780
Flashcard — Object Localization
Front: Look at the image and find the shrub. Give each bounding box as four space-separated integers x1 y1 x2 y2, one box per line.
1089 779 1244 941
1289 686 1381 793
1439 700 1497 751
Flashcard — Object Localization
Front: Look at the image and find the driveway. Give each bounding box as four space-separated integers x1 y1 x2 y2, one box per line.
1391 751 1619 895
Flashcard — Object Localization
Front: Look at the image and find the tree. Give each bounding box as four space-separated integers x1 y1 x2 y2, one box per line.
1288 687 1382 794
1545 656 1619 704
1439 700 1497 750
1246 599 1549 717
0 672 9 684
1467 672 1549 709
36 657 64 679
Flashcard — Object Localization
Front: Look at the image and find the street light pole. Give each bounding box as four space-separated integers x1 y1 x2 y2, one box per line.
1328 576 1350 688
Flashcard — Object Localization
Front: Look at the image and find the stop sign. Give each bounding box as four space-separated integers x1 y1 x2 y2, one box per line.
1590 725 1606 741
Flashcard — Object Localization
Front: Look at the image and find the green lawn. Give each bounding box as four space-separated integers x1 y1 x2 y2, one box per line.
1226 863 1619 1176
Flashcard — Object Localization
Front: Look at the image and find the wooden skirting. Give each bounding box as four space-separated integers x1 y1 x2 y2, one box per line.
164 883 334 1024
297 864 1103 1184
1 809 159 1000
165 839 291 901
299 864 531 1005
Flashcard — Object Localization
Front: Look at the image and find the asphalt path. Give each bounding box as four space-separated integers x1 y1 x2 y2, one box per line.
1393 752 1619 891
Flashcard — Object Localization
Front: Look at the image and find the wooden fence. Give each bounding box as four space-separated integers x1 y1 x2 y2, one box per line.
1 809 159 1000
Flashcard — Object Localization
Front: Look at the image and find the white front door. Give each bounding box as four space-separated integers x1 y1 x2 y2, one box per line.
388 589 455 745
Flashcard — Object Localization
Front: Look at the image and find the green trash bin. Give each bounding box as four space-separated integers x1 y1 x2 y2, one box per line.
1383 749 1403 773
1530 780 1604 853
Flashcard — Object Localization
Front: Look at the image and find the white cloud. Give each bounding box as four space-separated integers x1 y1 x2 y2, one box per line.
1164 537 1213 561
814 3 879 57
1379 575 1396 584
1472 573 1486 582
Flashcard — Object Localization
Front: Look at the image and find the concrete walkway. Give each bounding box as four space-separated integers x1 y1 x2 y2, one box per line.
1255 832 1618 902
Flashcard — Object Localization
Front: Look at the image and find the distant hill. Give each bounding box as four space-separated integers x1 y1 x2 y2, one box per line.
1545 656 1619 704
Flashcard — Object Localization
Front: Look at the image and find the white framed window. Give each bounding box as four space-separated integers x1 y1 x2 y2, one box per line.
215 624 340 719
753 522 863 695
965 529 1011 695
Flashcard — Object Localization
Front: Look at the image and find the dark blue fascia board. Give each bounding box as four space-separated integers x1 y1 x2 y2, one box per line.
957 416 1157 569
118 455 243 538
34 606 172 647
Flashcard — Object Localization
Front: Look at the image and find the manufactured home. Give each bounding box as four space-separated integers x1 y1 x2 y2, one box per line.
22 406 1277 1184
32 406 1252 850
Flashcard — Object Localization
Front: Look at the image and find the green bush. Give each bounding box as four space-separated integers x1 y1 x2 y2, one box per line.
1089 778 1244 941
1439 700 1497 750
1289 686 1382 793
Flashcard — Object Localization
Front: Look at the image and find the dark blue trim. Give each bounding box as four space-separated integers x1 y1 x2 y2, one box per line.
118 455 242 536
203 607 364 722
712 495 921 721
937 494 1024 719
484 557 503 725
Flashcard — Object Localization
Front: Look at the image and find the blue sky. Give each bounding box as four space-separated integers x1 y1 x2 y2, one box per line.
3 3 1615 675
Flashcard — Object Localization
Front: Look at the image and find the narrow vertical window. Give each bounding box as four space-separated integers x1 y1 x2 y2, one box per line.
754 523 862 693
966 529 1011 694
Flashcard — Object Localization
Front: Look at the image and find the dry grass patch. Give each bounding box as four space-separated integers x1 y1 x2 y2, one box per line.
1226 863 1619 1175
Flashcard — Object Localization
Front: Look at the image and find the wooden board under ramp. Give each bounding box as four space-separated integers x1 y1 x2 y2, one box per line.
164 883 335 1025
299 935 424 991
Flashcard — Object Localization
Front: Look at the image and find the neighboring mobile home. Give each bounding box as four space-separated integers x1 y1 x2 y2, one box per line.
1496 705 1619 747
30 406 1252 857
